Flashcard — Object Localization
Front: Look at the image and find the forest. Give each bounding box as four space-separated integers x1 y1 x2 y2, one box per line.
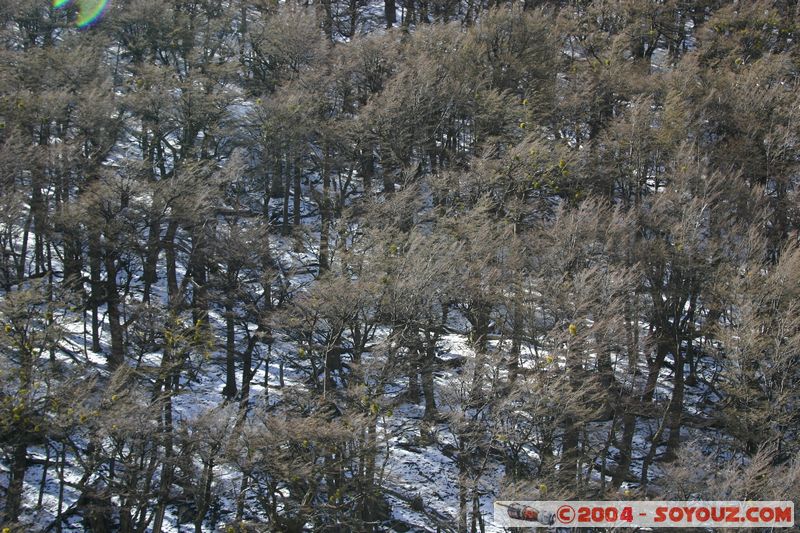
0 0 799 531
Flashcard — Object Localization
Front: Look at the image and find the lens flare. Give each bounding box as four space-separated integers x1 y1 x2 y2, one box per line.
76 0 109 28
52 0 109 27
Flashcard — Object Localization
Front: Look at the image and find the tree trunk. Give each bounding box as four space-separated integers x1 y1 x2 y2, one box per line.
190 232 208 332
458 452 468 533
104 250 125 368
419 0 429 23
4 442 28 523
293 159 302 228
164 221 179 305
17 211 32 282
223 300 238 400
361 146 375 193
403 0 414 28
509 290 522 382
468 305 489 405
361 417 378 522
31 174 47 275
611 410 636 488
561 334 583 482
321 0 334 40
240 334 257 409
56 443 66 533
37 444 51 509
194 459 215 533
664 339 684 460
142 217 161 304
383 166 394 194
319 147 330 271
348 0 359 37
384 0 396 27
643 340 668 403
88 236 102 353
152 345 177 533
282 161 291 236
408 351 421 404
421 343 438 420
